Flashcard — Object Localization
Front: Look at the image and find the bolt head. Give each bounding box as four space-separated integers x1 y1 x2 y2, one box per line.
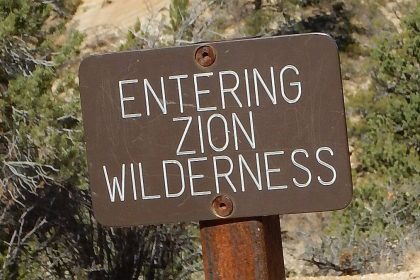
211 195 234 218
195 45 216 67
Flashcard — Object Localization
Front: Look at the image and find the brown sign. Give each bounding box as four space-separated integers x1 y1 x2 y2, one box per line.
79 33 352 226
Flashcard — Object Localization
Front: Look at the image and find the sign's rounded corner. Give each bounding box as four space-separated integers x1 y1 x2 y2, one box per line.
311 32 339 52
338 189 354 211
78 55 98 79
92 211 115 228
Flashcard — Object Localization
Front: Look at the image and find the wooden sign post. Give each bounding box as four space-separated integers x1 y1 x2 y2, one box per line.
79 33 352 279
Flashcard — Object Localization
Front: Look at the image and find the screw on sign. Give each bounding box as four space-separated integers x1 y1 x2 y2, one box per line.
212 194 234 217
79 33 353 279
195 45 216 67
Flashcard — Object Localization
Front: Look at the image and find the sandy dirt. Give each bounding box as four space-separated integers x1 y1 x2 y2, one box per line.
290 268 420 280
68 0 169 49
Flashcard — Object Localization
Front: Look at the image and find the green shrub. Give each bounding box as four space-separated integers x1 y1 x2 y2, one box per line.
1 1 200 279
305 5 420 275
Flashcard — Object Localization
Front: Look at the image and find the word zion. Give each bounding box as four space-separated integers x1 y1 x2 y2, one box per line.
104 65 337 203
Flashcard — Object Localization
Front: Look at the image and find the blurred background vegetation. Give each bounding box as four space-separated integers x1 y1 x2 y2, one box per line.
0 0 418 279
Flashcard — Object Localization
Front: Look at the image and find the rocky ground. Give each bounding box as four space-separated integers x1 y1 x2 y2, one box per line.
68 0 169 52
290 270 420 280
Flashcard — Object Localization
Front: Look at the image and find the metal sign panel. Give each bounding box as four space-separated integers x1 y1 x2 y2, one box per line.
79 33 352 226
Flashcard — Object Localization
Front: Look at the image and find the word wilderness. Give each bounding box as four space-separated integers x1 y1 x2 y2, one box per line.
79 34 353 226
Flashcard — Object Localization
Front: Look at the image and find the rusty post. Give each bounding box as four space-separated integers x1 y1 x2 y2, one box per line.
200 215 285 280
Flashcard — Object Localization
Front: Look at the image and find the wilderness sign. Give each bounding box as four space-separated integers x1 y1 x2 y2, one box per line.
79 33 353 226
